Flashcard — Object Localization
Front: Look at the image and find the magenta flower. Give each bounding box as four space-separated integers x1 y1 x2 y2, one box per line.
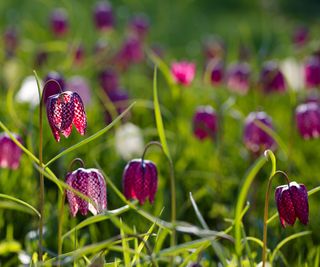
46 91 87 142
122 159 158 205
73 44 85 65
295 102 320 139
104 89 130 124
50 8 69 37
0 133 23 170
243 111 276 153
99 68 119 94
203 35 225 60
192 106 217 141
93 1 114 31
226 62 250 94
304 55 320 89
171 61 196 86
129 14 149 40
4 26 18 57
293 26 309 47
66 168 107 216
116 37 144 69
275 182 308 227
260 61 286 93
208 60 224 86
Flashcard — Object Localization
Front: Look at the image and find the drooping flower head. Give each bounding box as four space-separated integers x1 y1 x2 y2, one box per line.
275 182 308 227
104 88 130 124
304 55 320 89
129 14 150 40
93 1 114 31
66 168 107 216
295 102 320 139
192 106 218 141
43 71 66 103
171 61 196 86
207 59 224 86
203 35 225 61
46 91 87 142
122 159 158 205
0 133 23 170
50 8 69 37
4 26 18 57
260 61 286 93
99 68 119 94
226 62 250 94
243 111 277 154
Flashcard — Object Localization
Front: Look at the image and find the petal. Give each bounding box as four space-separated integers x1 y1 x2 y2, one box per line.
46 96 61 142
289 183 309 225
133 161 149 205
66 172 79 217
275 185 296 227
61 124 73 138
60 92 75 131
72 92 87 135
147 161 158 204
74 170 90 216
87 169 107 214
123 161 139 200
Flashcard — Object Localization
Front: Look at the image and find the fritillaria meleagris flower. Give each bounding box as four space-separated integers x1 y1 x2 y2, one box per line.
0 133 23 170
15 76 43 107
226 62 250 94
171 61 196 86
295 102 320 139
116 37 144 69
192 106 217 141
260 61 286 93
93 1 114 31
275 182 308 227
50 8 69 37
66 168 107 216
243 111 276 153
4 26 18 57
46 91 87 142
207 59 224 86
293 26 309 47
99 68 119 94
122 159 158 205
203 35 225 60
129 14 149 40
104 88 130 124
43 71 66 103
280 58 304 90
304 55 320 89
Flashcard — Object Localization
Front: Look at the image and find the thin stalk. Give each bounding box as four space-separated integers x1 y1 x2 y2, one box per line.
57 192 66 267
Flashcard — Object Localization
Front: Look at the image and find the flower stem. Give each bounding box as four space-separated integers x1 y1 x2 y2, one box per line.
57 191 66 267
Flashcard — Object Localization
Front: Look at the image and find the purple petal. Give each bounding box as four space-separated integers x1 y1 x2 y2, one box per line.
72 92 87 135
289 182 309 225
275 185 296 227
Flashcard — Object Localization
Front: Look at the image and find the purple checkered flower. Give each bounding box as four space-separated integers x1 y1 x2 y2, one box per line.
295 102 320 139
66 168 107 216
260 61 286 93
46 91 87 142
192 106 217 140
275 182 308 227
50 8 69 37
243 111 276 153
226 62 250 94
304 55 320 89
171 61 196 86
0 133 23 170
93 1 114 31
122 159 158 205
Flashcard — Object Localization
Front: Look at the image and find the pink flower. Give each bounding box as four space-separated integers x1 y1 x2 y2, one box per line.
171 61 196 86
0 133 23 170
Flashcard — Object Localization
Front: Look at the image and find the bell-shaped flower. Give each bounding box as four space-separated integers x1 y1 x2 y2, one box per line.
192 106 217 141
207 59 224 86
275 182 308 227
129 14 149 40
66 168 107 216
226 62 250 94
171 61 196 86
304 55 320 89
280 58 304 90
50 8 69 37
243 111 277 153
15 76 43 107
260 61 286 93
43 71 66 103
295 102 320 139
46 91 87 142
122 159 158 205
93 1 114 31
0 133 23 170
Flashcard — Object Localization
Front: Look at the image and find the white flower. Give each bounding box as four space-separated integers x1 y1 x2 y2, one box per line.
256 262 271 267
280 58 304 90
15 76 43 107
115 123 144 160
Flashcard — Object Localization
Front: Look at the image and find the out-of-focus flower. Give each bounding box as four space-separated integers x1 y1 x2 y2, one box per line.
43 71 66 103
46 91 87 142
122 159 158 204
99 68 119 94
226 62 250 94
15 76 43 107
4 26 18 57
280 58 304 90
93 1 114 31
116 37 144 69
34 49 48 68
260 61 286 93
67 76 91 106
203 35 225 60
206 59 224 86
243 111 276 153
275 182 308 227
171 61 196 86
115 123 144 160
66 168 107 216
295 102 320 139
129 14 149 40
104 89 130 124
192 106 217 141
304 55 320 89
293 26 309 47
73 44 85 65
50 8 69 37
0 133 23 170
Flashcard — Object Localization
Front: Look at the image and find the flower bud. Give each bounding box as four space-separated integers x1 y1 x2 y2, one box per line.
171 61 196 86
192 106 217 140
0 133 23 170
295 102 320 139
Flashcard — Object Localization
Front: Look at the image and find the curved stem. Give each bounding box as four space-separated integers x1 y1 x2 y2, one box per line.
141 141 163 162
68 158 85 172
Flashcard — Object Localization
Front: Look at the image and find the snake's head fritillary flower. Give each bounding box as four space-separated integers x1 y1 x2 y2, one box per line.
4 26 18 57
122 159 158 205
34 49 48 69
15 76 43 107
43 71 66 103
171 61 196 86
295 102 320 139
46 91 87 142
243 111 277 154
0 133 23 170
208 59 224 86
280 58 304 90
66 168 107 216
93 1 114 31
304 55 320 89
275 182 308 227
226 62 250 94
293 26 309 47
73 44 85 65
260 61 286 93
99 68 119 94
203 35 225 60
104 89 130 124
116 37 144 70
129 14 149 40
192 106 217 141
50 8 69 37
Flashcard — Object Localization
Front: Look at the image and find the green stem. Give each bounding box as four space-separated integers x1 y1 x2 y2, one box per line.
169 158 176 249
57 191 66 267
